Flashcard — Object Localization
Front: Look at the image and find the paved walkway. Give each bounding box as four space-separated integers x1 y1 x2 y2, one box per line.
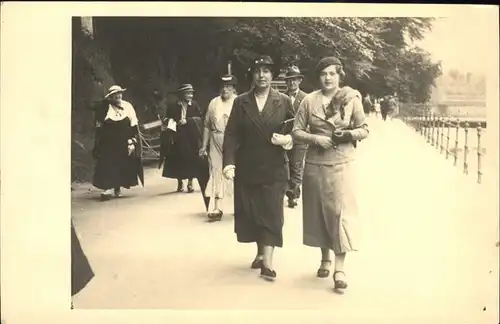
71 117 498 323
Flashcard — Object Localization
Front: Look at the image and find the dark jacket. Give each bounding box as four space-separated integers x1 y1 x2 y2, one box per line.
92 99 144 186
287 89 308 115
223 88 295 184
287 89 308 148
159 99 207 176
166 99 206 122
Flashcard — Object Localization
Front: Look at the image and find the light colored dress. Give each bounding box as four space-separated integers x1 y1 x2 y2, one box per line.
204 95 236 211
292 87 369 253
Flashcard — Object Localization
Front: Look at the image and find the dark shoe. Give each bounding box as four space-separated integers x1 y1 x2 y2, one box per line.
176 184 184 192
114 188 123 198
208 210 223 222
317 260 331 278
260 267 277 281
250 258 263 269
187 183 194 193
288 198 297 208
333 271 348 290
100 193 112 201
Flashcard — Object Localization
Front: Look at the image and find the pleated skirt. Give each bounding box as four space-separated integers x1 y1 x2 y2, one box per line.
302 161 360 253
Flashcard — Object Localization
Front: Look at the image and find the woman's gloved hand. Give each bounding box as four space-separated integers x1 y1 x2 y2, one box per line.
314 135 334 149
198 147 207 158
271 133 293 150
223 166 235 180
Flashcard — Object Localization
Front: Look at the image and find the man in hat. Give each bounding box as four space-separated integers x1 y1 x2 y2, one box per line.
283 66 308 208
161 84 210 210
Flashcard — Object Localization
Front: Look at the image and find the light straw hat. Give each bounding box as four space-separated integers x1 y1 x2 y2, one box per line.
104 85 126 99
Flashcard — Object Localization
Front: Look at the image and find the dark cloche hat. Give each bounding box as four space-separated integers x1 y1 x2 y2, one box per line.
247 55 277 80
252 55 274 68
315 56 343 75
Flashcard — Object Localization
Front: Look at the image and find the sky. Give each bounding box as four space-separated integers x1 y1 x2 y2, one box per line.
414 15 492 74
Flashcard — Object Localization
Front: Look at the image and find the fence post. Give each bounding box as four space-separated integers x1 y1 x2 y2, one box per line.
446 117 451 159
436 116 441 151
415 107 420 132
439 117 444 154
477 123 483 184
454 119 460 166
431 112 435 146
424 111 428 139
463 122 469 175
427 110 430 139
420 112 425 136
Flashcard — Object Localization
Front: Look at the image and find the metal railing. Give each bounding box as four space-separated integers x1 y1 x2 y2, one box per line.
399 103 487 184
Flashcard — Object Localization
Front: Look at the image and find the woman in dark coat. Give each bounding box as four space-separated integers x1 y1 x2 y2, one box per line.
223 55 295 281
71 221 94 307
92 85 144 201
161 84 210 210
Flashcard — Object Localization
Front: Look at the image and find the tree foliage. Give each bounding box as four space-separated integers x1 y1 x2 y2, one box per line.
72 16 443 181
89 17 441 107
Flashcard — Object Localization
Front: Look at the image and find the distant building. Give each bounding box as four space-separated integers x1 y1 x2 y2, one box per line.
431 70 486 107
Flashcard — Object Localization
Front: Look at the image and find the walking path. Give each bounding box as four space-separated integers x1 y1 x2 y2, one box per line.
71 117 499 323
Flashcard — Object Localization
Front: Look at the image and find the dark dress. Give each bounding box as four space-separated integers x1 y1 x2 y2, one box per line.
381 97 397 120
71 222 94 296
162 100 207 179
161 100 210 209
92 100 144 190
223 89 294 247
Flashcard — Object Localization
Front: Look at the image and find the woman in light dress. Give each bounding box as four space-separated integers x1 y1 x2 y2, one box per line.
292 57 369 291
199 75 238 222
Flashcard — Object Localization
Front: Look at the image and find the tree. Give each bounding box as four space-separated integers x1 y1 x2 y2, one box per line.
78 16 443 115
72 17 444 181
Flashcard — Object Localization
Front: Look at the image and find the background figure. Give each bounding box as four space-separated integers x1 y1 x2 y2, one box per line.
380 95 397 121
223 55 294 281
157 89 172 171
362 93 372 117
71 222 94 307
373 98 381 118
147 89 168 122
162 84 210 209
284 65 308 208
199 74 238 222
292 56 369 292
92 85 144 201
